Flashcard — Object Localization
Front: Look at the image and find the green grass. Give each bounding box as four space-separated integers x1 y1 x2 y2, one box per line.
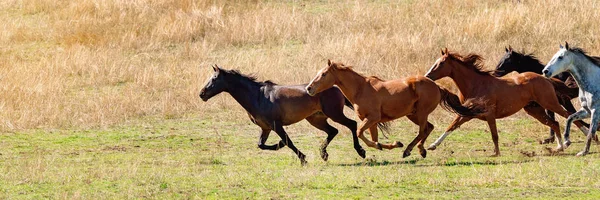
1 116 600 199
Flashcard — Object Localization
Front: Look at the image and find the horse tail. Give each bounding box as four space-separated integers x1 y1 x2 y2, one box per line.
343 96 390 139
438 87 485 117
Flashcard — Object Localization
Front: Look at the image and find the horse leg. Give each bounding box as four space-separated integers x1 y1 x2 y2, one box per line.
577 110 599 157
357 116 383 150
563 109 590 147
257 128 286 150
306 113 338 161
273 122 307 166
543 109 557 144
405 115 434 158
427 116 472 150
485 117 501 157
562 98 598 143
322 102 366 158
523 105 564 151
368 126 402 150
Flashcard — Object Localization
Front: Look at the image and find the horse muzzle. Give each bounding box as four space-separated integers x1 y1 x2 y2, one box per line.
542 69 552 78
305 86 316 96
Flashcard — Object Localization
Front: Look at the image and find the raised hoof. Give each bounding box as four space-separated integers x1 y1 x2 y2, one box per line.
395 141 404 148
356 147 366 159
427 144 437 151
540 137 555 144
320 151 329 161
564 140 572 148
402 151 411 158
576 151 588 157
375 143 383 151
419 149 427 158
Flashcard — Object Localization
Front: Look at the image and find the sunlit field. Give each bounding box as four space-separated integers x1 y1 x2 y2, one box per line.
1 0 600 198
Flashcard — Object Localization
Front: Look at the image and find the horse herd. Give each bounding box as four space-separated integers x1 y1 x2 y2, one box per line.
199 42 600 165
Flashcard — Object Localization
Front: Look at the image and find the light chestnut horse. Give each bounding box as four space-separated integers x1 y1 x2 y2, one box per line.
426 49 587 156
305 60 483 158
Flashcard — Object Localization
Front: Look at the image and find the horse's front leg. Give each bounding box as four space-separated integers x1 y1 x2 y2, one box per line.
563 109 590 147
369 126 403 150
273 122 307 165
577 110 599 157
427 116 472 150
257 128 286 150
356 116 383 150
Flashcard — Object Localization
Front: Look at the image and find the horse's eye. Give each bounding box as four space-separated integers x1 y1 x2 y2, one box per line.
322 73 326 77
558 56 564 60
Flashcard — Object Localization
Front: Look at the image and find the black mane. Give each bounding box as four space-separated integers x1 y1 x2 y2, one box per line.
224 69 277 86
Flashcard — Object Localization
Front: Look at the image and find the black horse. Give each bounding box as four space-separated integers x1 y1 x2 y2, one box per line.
199 65 387 165
494 46 596 143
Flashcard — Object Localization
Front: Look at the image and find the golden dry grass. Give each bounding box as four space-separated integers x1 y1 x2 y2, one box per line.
1 0 600 131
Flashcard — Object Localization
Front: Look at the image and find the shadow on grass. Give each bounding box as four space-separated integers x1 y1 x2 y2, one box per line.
336 158 535 167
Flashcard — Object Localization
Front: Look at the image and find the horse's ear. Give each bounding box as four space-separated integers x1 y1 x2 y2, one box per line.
508 45 513 52
327 59 332 66
559 43 564 49
505 47 509 52
565 41 570 50
444 48 449 55
441 48 445 55
212 64 220 72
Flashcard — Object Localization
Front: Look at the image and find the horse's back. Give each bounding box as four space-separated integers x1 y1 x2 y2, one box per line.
267 84 322 125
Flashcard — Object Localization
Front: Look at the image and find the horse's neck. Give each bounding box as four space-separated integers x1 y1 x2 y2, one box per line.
450 66 490 98
570 57 600 93
518 59 545 74
335 70 370 103
226 79 262 115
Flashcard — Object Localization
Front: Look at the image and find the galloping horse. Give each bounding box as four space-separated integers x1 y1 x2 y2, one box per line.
494 46 594 143
425 49 580 156
306 60 483 158
199 65 366 165
543 42 600 156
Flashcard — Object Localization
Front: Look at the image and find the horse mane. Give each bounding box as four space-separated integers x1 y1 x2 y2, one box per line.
224 69 277 86
569 47 600 68
447 52 493 75
331 62 383 80
513 51 544 66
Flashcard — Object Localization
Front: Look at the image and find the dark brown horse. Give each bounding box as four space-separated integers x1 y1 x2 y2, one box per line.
199 65 367 165
306 60 483 158
425 49 589 156
494 46 596 144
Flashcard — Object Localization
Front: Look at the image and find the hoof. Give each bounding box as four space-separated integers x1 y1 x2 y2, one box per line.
375 143 383 151
427 144 437 150
395 141 404 148
402 151 411 158
490 153 500 157
356 148 366 159
564 140 572 147
576 151 588 157
300 160 308 166
540 137 555 144
320 151 329 161
419 149 427 158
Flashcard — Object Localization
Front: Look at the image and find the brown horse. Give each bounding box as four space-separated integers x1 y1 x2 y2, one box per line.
200 65 368 165
425 49 589 156
306 60 483 158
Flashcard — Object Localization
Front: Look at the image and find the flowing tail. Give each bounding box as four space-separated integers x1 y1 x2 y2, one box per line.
438 87 486 117
344 97 391 139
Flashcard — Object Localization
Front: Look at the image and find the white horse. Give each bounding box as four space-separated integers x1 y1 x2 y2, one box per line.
543 42 600 156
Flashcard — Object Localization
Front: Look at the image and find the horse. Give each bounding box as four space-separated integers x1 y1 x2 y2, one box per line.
199 65 367 165
543 42 600 156
425 49 586 156
305 60 484 158
493 46 594 144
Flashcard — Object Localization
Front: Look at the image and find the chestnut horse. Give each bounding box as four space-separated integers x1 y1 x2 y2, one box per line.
200 65 368 165
306 60 483 158
425 49 587 156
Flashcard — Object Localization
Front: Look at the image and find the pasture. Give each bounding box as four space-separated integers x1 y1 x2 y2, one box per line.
1 0 600 198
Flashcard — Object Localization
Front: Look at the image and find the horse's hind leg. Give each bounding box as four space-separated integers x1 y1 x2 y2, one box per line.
273 122 307 166
257 128 287 150
523 105 564 152
357 116 384 149
564 109 590 147
405 115 434 158
562 98 598 143
544 109 557 144
306 113 338 161
321 101 366 158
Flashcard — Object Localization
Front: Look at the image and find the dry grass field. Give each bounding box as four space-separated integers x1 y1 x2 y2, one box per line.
1 0 600 199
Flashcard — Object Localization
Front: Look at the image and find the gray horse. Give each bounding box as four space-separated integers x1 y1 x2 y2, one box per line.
543 42 600 156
